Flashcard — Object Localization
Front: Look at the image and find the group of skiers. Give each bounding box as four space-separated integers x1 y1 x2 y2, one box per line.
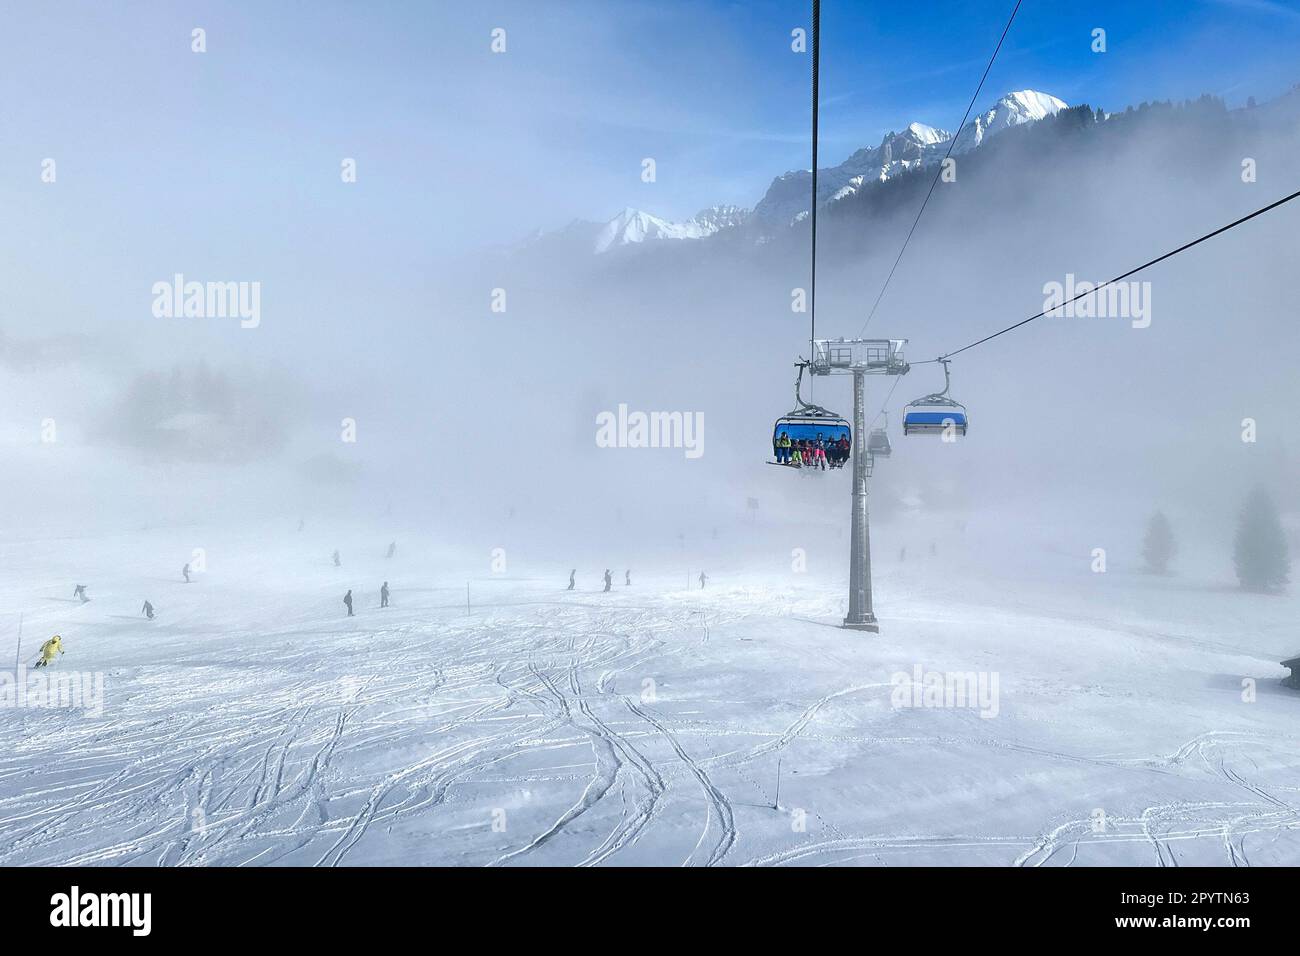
41 560 200 666
568 569 633 592
773 432 850 469
343 582 390 616
45 540 713 666
43 537 411 667
34 578 164 669
73 585 164 619
568 570 706 591
140 563 194 618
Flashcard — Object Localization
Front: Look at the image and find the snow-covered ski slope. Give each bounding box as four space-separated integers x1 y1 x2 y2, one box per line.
0 524 1297 867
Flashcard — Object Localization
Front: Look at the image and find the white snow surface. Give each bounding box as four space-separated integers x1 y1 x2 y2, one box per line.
0 522 1297 867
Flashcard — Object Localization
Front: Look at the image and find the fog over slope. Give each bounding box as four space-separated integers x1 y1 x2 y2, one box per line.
3 83 1298 575
445 92 1300 559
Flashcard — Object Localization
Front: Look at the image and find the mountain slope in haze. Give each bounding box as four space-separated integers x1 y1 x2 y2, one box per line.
754 90 1067 228
517 85 1299 260
518 90 1064 257
593 205 750 253
753 120 954 230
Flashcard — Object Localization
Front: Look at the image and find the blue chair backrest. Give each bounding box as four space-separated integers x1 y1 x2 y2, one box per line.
904 410 967 426
774 421 851 444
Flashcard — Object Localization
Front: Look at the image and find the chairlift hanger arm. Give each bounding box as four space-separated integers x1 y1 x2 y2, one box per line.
788 360 840 419
903 358 966 410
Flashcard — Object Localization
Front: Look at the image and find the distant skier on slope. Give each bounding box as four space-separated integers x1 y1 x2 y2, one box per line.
625 570 631 586
603 570 612 592
73 584 89 603
142 600 155 620
380 582 390 608
333 550 342 567
34 635 63 668
182 563 191 583
567 570 576 591
343 589 353 616
386 541 396 559
699 572 708 590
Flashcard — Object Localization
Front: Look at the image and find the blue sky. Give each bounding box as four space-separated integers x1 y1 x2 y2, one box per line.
2 0 1298 279
568 0 1300 221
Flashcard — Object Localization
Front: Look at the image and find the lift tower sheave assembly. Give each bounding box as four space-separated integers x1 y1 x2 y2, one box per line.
809 338 910 632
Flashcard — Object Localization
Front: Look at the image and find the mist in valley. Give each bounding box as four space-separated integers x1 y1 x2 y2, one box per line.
14 89 1297 592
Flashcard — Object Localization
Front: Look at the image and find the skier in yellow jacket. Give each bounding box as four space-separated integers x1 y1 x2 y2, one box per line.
34 635 64 668
774 431 792 464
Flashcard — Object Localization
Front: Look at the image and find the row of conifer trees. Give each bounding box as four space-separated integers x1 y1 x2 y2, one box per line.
1142 485 1291 592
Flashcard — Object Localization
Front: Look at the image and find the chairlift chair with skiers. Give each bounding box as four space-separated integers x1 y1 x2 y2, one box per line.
770 363 852 469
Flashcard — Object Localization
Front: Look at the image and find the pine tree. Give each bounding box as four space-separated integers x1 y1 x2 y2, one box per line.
1233 486 1291 592
1142 510 1176 574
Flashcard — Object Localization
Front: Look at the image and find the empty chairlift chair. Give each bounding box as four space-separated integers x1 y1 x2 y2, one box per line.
866 415 892 458
902 360 969 437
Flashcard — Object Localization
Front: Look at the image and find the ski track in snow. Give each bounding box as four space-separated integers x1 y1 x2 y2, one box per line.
1 568 1298 867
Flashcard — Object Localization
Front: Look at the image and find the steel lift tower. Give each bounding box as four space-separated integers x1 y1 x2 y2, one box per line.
808 338 910 631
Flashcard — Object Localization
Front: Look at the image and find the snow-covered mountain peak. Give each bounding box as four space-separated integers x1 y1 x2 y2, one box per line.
953 90 1068 151
691 204 749 231
1003 90 1069 121
750 90 1067 227
590 204 750 254
529 88 1072 246
593 208 663 253
904 122 949 146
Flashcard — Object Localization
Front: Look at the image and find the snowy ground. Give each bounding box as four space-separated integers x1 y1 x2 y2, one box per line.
0 523 1297 867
